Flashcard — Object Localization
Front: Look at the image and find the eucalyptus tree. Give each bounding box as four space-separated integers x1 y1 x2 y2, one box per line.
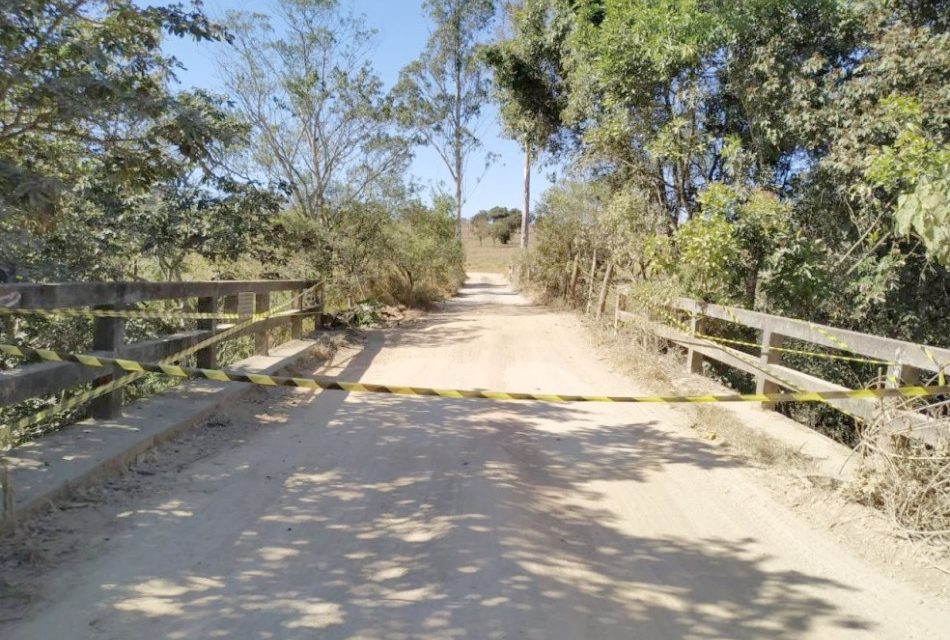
394 0 496 238
482 0 571 248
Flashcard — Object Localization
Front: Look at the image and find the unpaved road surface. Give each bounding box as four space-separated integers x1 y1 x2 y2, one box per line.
4 274 950 639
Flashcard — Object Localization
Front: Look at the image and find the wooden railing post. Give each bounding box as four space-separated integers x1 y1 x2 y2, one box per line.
196 296 217 368
291 289 303 340
254 292 270 355
757 328 785 407
90 305 125 419
886 357 920 388
315 282 324 330
686 312 704 374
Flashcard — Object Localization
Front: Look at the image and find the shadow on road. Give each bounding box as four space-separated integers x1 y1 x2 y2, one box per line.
87 389 870 639
5 275 875 639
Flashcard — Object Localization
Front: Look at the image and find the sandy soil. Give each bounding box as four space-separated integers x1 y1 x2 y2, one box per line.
2 273 949 639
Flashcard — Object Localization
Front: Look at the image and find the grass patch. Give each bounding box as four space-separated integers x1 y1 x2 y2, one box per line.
462 225 521 273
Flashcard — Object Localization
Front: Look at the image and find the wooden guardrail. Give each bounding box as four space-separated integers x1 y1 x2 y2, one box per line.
614 291 949 445
0 280 322 420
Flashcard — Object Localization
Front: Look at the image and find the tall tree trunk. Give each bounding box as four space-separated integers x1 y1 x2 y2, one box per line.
568 253 580 297
585 248 598 313
596 261 614 320
455 153 463 239
453 14 463 240
521 144 531 249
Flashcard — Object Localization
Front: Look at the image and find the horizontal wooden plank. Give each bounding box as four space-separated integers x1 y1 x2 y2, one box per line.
1 331 211 406
618 311 940 445
0 311 312 406
0 280 316 309
674 298 950 374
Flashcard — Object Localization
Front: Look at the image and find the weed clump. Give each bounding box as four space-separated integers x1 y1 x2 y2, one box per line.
848 397 950 544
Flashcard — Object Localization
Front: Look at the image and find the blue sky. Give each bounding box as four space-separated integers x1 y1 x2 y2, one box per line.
162 0 555 218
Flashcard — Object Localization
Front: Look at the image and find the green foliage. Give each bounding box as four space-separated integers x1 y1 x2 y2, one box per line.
503 0 950 445
384 196 465 306
865 97 950 266
481 206 523 245
481 0 571 154
0 0 234 222
758 234 833 315
0 1 277 284
522 179 606 299
469 211 492 245
673 213 740 302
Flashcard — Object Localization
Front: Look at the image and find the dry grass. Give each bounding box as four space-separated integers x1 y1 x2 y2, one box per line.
462 226 521 273
847 398 950 544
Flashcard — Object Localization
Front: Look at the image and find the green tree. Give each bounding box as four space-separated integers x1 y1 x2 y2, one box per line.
221 0 412 287
482 0 572 248
0 0 267 282
0 1 234 215
386 196 464 305
470 211 491 245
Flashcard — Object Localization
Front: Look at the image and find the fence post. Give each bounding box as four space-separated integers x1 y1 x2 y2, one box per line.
90 304 125 419
196 296 217 368
757 328 785 408
686 312 704 374
255 292 270 355
313 283 324 330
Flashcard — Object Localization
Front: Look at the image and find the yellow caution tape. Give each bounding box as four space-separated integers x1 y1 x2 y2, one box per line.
693 333 893 366
619 289 898 366
0 307 319 321
614 290 876 423
2 343 948 406
2 284 322 434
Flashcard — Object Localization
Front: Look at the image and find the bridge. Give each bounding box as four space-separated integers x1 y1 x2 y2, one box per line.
1 274 948 638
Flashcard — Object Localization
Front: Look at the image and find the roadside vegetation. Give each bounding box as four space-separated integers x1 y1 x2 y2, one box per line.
481 0 949 540
0 0 479 443
1 0 947 541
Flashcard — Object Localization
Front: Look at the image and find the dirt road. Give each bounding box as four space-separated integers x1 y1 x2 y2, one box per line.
4 273 949 639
